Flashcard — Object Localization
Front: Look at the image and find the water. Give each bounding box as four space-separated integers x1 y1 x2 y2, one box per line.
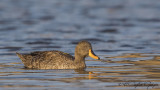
0 0 160 90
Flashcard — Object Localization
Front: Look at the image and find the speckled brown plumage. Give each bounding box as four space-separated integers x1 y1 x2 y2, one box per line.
16 41 99 69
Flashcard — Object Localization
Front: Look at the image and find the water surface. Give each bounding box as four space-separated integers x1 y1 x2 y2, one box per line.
0 0 160 90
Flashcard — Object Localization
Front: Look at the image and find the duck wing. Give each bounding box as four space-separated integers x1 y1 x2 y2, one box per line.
17 51 74 69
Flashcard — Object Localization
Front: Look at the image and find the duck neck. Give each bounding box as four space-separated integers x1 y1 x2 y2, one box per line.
74 53 85 63
74 54 84 62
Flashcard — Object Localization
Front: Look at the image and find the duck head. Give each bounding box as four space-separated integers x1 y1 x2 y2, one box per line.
75 41 100 60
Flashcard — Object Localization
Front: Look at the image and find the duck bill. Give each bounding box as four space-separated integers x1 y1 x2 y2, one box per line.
89 49 100 60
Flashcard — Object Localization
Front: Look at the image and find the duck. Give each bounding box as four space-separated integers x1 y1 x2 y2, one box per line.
16 40 100 69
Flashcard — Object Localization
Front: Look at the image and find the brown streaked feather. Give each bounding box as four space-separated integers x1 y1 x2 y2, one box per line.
17 51 75 69
16 41 99 69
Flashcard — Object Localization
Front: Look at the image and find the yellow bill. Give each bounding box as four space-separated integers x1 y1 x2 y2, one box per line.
89 49 100 60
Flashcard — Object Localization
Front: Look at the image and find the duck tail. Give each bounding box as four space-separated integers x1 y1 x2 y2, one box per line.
16 52 23 59
16 52 26 63
16 52 33 68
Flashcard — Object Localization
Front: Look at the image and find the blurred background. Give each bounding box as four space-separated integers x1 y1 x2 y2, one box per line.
1 0 160 90
1 0 160 55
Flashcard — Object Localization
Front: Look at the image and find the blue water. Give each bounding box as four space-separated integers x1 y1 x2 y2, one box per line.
0 0 160 90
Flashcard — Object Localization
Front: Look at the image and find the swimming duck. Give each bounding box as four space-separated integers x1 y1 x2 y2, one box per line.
16 41 100 69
